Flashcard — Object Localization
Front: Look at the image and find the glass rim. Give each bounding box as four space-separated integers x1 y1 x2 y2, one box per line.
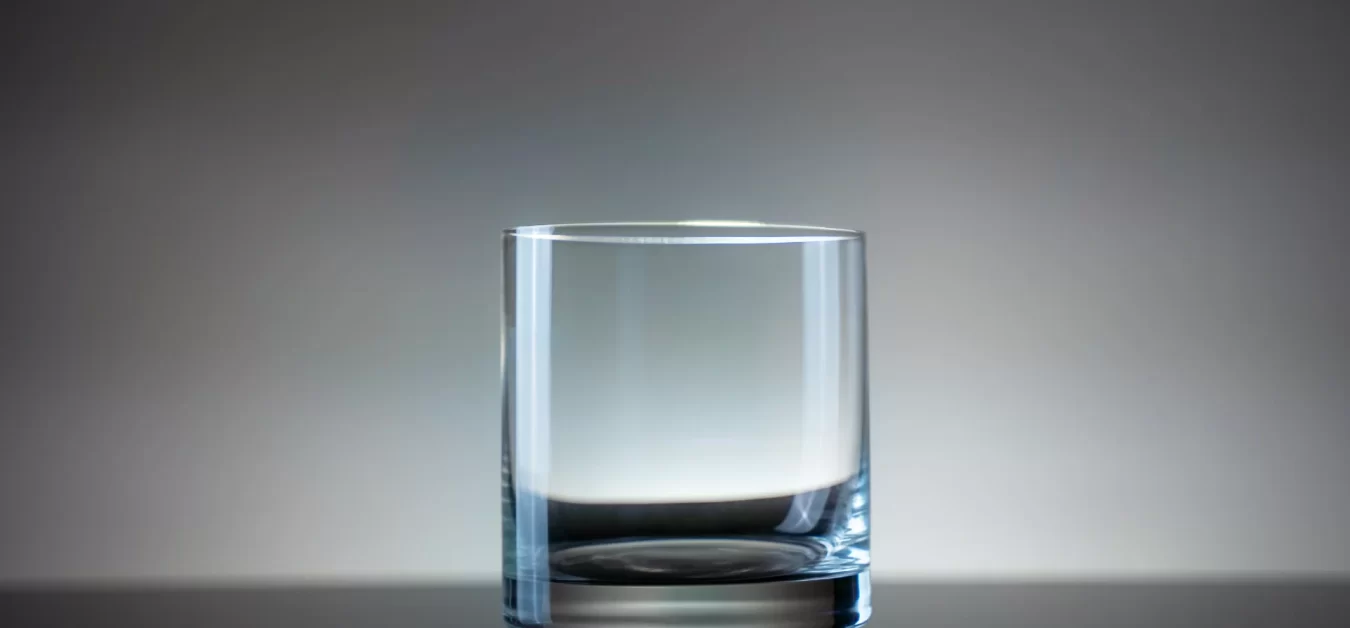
503 221 864 244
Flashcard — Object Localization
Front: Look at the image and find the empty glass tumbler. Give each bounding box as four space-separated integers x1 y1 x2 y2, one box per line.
503 222 870 627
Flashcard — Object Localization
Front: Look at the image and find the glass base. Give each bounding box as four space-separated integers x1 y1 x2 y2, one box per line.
504 569 870 627
551 538 829 583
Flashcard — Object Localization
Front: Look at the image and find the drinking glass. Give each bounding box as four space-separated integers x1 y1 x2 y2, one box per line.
503 222 870 627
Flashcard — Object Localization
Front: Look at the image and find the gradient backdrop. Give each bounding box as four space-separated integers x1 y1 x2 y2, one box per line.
3 0 1348 584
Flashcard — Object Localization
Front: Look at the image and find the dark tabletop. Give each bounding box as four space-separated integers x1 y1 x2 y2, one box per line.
3 581 1348 627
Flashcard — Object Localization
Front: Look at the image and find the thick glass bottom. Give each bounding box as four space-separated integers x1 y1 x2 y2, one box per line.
550 538 826 583
504 569 870 628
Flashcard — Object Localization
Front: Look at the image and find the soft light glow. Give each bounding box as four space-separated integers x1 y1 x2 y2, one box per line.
675 220 766 227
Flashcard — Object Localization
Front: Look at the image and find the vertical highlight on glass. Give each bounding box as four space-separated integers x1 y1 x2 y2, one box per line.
503 222 870 627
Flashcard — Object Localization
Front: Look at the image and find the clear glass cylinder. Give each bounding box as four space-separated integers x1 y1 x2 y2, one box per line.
503 222 870 627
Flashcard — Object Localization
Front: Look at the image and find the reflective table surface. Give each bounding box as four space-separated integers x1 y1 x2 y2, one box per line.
4 581 1348 627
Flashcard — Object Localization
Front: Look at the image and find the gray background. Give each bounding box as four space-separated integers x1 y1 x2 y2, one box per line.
3 0 1348 584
